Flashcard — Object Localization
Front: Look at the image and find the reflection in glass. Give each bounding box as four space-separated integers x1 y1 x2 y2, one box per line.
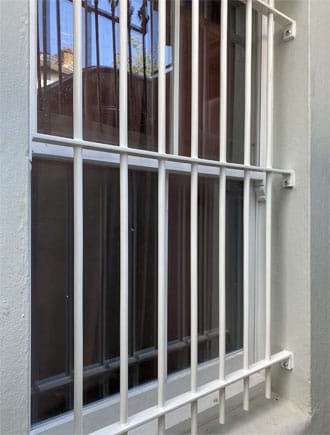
37 0 258 163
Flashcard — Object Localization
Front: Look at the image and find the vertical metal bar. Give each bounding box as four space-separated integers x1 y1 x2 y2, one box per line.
243 171 250 411
244 0 252 167
243 0 252 412
190 163 198 435
30 0 38 139
171 0 180 155
219 0 228 424
265 0 274 400
191 0 199 433
94 0 102 123
119 0 128 429
158 1 167 434
158 159 167 434
73 0 84 433
56 0 63 113
111 0 118 130
42 0 48 88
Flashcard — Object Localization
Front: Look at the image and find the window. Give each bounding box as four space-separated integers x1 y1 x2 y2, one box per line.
31 0 295 433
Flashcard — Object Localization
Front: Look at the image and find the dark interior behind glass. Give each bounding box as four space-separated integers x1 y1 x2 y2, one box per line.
33 0 250 425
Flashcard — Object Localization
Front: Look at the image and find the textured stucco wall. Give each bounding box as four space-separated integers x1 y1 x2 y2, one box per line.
272 1 330 432
0 0 329 433
310 0 330 433
271 0 311 415
0 0 31 434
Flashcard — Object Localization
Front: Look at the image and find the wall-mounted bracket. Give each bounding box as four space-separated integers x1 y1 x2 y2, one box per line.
281 353 294 371
283 22 296 42
255 181 266 202
282 171 295 189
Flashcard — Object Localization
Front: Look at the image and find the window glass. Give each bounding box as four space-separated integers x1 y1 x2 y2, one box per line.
37 0 258 163
33 0 253 426
31 160 243 423
37 0 74 137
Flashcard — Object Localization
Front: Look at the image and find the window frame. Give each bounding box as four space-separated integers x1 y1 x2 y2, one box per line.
29 0 295 433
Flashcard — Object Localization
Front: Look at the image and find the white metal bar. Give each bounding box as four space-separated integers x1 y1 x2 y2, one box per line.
244 0 252 167
119 0 128 428
190 0 199 432
220 0 228 164
158 1 167 433
32 133 294 177
242 0 252 412
219 0 228 424
171 0 180 155
218 169 226 424
90 350 293 435
158 0 166 155
73 0 83 433
30 0 38 150
243 171 251 411
191 0 199 160
73 0 83 139
73 147 83 435
265 0 274 400
190 163 198 434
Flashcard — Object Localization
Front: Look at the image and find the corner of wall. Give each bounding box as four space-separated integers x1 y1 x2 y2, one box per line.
271 0 312 416
0 1 31 434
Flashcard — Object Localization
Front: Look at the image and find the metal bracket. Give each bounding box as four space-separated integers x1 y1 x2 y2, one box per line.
281 353 294 371
282 171 295 189
283 22 296 42
255 181 266 202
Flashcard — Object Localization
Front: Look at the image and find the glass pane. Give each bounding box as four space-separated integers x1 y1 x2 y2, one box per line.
37 0 74 137
31 159 73 424
167 174 243 372
83 0 120 144
37 1 258 163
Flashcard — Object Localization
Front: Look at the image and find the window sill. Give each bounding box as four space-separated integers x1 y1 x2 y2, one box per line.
172 394 311 435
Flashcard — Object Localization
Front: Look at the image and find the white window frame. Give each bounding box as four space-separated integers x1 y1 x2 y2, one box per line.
29 0 295 434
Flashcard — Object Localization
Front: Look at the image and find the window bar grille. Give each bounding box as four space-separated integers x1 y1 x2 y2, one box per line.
119 0 129 431
219 0 228 424
190 0 199 433
243 0 253 412
73 0 84 434
158 1 167 434
30 1 297 433
265 0 274 400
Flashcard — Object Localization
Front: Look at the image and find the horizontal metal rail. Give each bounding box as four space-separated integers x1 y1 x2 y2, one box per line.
90 350 293 435
32 133 294 179
239 0 295 28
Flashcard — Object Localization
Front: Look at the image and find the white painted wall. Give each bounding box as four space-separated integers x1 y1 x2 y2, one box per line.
310 0 330 432
0 1 30 434
0 0 329 433
271 0 312 415
272 1 330 433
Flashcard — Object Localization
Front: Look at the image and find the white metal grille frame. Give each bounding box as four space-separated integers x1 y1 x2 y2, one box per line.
29 0 296 433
